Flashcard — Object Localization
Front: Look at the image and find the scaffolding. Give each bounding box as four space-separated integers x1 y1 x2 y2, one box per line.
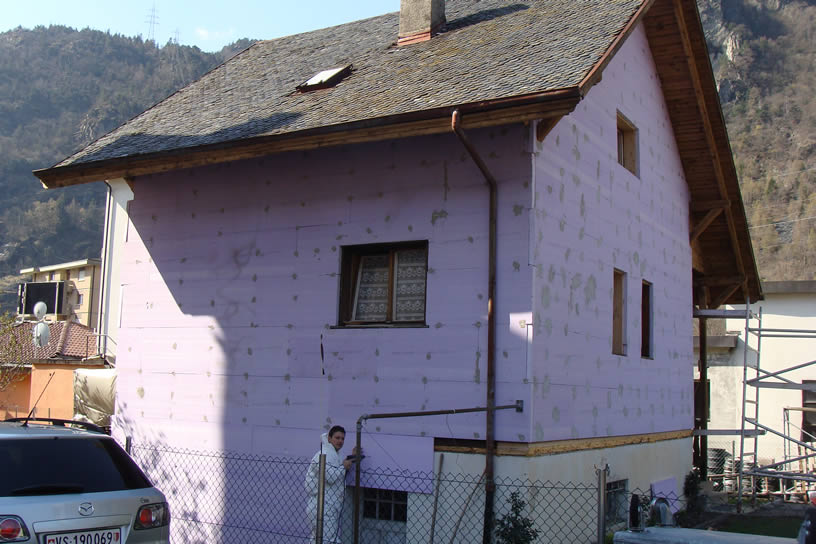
694 304 816 510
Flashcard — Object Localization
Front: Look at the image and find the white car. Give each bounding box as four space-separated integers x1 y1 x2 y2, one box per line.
0 418 169 543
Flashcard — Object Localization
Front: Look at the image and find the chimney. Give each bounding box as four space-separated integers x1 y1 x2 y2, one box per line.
398 0 446 45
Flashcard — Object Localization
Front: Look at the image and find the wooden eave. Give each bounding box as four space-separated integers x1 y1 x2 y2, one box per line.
643 0 761 306
33 91 581 189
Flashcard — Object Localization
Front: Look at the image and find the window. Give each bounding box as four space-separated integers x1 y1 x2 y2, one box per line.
605 479 629 528
612 269 627 355
617 112 638 176
339 242 428 326
363 488 407 522
802 380 816 442
49 272 56 281
641 280 653 358
77 293 84 306
78 267 87 280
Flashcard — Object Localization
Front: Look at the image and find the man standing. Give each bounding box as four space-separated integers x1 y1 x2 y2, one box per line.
305 426 360 543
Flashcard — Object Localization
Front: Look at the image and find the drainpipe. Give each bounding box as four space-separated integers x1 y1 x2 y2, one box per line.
451 109 498 544
97 182 113 359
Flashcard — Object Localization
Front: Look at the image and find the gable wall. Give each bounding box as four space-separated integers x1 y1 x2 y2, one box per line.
113 126 536 465
528 23 693 442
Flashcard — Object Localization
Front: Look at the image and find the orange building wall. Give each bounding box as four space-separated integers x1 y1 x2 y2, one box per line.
27 364 103 420
0 372 32 419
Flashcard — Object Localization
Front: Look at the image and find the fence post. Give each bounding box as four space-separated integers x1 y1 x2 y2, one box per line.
316 453 326 544
596 464 608 544
125 436 132 454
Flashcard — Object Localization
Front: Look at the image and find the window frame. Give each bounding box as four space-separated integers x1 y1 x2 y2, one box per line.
612 269 627 356
641 280 653 359
605 479 629 528
362 487 408 523
616 111 639 177
78 267 87 281
338 241 429 327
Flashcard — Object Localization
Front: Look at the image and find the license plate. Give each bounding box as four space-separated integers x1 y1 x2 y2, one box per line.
45 528 121 544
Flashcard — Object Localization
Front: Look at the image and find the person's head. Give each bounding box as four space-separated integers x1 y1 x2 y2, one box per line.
328 425 346 451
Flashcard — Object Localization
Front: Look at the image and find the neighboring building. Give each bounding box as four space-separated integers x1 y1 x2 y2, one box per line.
0 321 104 420
33 0 760 540
703 281 816 474
18 258 102 328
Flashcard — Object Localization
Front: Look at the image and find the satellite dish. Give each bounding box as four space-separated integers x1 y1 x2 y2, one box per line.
33 321 50 348
33 301 47 321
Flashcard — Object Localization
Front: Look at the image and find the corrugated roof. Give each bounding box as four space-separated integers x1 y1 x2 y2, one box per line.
49 0 642 169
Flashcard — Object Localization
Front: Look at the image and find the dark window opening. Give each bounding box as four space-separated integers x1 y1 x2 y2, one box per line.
612 269 626 355
339 241 428 326
363 487 407 522
641 280 653 358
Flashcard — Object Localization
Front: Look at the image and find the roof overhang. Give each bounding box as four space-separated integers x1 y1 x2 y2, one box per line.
34 90 581 189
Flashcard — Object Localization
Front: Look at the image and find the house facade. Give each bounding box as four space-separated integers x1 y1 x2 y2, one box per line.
34 0 760 540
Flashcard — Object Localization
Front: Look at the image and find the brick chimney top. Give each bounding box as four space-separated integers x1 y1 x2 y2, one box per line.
398 0 446 46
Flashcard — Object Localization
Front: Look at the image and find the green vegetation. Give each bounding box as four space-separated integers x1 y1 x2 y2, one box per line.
699 0 816 281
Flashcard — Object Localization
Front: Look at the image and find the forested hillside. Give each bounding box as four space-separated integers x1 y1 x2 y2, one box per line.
699 0 816 280
0 1 814 313
0 26 252 311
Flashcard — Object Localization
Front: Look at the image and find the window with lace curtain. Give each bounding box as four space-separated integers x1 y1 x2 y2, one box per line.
339 241 428 326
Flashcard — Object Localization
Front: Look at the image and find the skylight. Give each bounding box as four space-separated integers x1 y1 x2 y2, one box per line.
297 64 352 92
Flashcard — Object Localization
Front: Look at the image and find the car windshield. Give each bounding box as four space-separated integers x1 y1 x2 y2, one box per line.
0 436 152 497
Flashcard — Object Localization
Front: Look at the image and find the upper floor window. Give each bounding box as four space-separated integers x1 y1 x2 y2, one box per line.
339 241 428 326
78 267 87 280
641 280 653 358
617 111 639 177
612 269 627 355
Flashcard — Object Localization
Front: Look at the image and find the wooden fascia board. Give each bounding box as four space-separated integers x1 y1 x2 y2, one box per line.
671 0 746 284
578 0 657 96
435 429 693 456
34 92 580 189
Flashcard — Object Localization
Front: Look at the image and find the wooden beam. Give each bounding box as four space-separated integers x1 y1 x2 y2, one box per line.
691 199 730 212
672 0 748 300
536 117 559 142
434 429 693 456
710 281 745 309
695 275 745 287
690 207 723 243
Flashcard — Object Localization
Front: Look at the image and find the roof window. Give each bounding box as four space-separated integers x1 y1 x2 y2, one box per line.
297 64 352 92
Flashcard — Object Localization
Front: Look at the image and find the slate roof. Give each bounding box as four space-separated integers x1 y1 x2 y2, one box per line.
51 0 643 169
1 321 100 364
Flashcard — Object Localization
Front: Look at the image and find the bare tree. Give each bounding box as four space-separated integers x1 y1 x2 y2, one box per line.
0 312 26 392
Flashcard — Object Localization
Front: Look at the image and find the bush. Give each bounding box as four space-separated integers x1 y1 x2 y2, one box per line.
495 491 540 544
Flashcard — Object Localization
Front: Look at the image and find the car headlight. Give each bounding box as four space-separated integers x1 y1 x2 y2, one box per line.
134 502 170 530
0 516 29 543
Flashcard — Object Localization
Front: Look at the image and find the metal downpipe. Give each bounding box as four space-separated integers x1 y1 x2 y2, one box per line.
451 109 498 544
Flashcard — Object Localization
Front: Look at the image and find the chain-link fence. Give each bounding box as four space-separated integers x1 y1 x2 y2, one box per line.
129 443 602 543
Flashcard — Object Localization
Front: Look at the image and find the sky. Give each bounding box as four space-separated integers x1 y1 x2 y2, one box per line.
1 1 400 52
